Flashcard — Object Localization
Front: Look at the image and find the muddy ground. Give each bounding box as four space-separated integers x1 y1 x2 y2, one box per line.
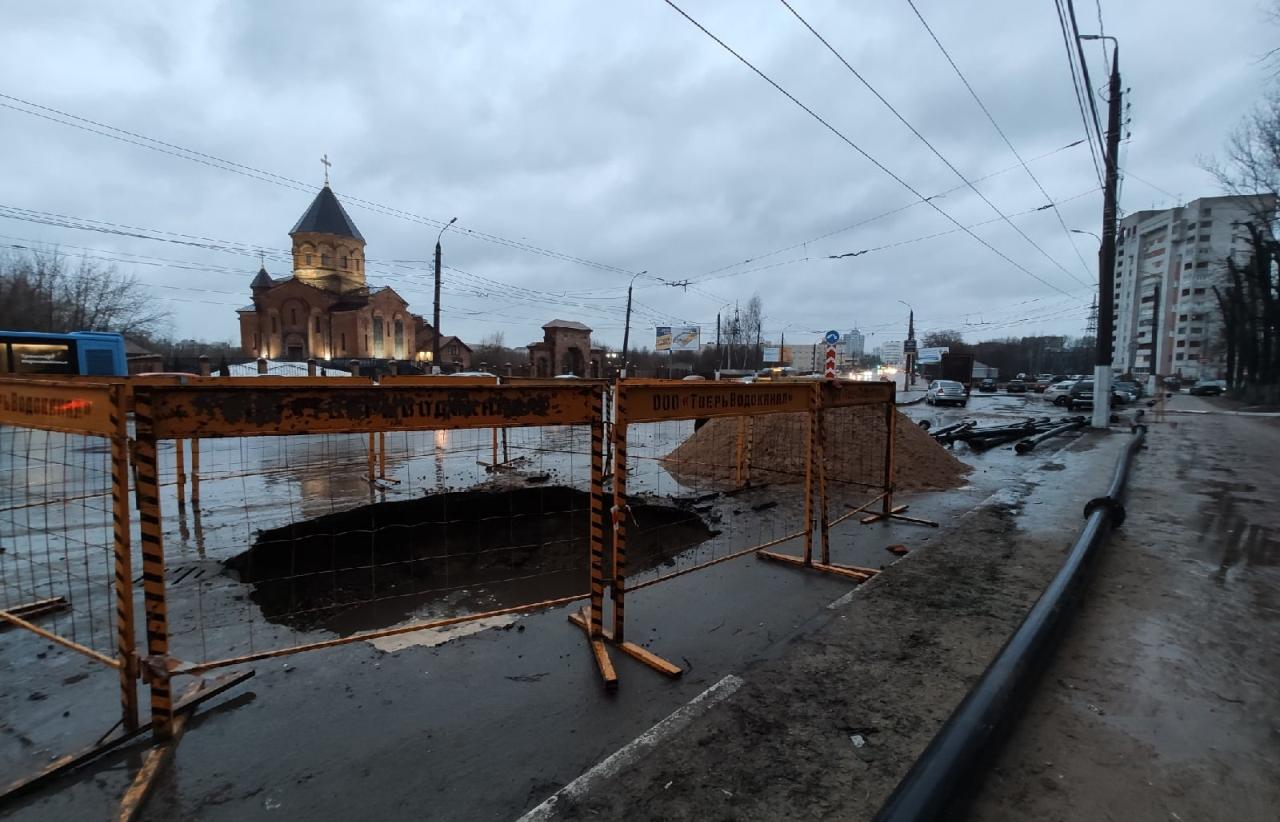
968 408 1280 822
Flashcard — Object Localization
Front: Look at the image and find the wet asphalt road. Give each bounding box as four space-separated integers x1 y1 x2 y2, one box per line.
0 390 1074 821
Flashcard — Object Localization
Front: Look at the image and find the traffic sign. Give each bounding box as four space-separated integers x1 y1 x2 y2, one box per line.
824 330 841 345
824 344 838 380
903 338 917 353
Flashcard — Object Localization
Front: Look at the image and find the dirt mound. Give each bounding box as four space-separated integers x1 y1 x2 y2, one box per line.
662 407 969 492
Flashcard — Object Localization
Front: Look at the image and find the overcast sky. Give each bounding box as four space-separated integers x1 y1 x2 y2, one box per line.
1 0 1275 351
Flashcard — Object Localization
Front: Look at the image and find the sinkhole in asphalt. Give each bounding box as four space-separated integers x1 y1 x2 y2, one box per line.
225 485 716 634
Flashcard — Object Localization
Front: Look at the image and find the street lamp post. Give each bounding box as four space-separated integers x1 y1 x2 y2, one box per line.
433 217 458 373
1079 33 1121 428
620 270 647 378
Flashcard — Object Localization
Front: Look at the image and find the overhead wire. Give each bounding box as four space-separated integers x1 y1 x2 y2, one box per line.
683 138 1087 284
901 0 1096 284
1052 0 1104 187
660 0 1083 301
777 0 1090 289
0 91 659 282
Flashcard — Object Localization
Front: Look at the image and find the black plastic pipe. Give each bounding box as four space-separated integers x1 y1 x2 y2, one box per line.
872 424 1147 822
1014 420 1085 454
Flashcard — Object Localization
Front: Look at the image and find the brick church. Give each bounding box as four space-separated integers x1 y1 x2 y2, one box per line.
237 181 470 367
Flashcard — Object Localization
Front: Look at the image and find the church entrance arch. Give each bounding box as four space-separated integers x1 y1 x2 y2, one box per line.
284 333 306 361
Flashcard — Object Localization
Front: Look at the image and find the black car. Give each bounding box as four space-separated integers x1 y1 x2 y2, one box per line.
1189 379 1226 396
1066 380 1128 410
977 377 997 392
1006 379 1028 393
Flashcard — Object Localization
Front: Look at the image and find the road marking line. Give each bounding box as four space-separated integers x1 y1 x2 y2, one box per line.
514 674 745 822
827 590 858 609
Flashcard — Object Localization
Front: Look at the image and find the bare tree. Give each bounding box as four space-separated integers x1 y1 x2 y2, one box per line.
0 249 169 336
1202 88 1280 399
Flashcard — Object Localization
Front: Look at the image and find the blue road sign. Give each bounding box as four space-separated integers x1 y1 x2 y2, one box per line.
824 330 840 345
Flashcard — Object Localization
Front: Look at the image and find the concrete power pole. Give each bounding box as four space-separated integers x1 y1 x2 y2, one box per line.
1092 47 1122 429
907 309 916 387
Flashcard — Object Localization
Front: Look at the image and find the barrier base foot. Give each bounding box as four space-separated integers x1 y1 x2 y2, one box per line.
757 550 878 582
859 504 908 523
568 609 682 683
0 596 68 624
118 670 254 821
1 670 252 812
568 610 618 691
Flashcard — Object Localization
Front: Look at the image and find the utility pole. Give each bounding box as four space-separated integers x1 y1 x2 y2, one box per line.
906 309 916 387
620 270 645 378
1089 38 1122 428
433 217 457 373
715 312 721 371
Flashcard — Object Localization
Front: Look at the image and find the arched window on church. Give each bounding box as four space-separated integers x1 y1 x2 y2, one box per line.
321 254 331 267
341 256 348 269
305 253 313 266
291 308 297 325
314 317 321 333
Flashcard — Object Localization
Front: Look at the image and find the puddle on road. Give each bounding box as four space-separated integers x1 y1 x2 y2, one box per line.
224 485 715 635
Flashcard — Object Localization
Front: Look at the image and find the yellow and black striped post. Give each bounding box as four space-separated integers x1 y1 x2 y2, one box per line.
378 431 387 479
610 385 629 645
174 437 186 509
367 432 376 482
189 437 201 505
110 384 139 731
132 390 173 738
588 393 606 640
816 393 831 566
882 398 896 516
802 389 816 565
577 385 617 689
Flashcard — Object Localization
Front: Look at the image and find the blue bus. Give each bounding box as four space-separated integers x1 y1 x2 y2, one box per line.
0 331 128 376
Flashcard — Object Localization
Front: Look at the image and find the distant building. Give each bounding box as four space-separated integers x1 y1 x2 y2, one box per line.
124 339 163 375
1111 194 1276 380
840 329 865 358
527 320 605 377
790 341 821 372
880 340 904 366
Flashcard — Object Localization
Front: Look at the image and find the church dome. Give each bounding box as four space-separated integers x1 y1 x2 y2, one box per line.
289 185 365 242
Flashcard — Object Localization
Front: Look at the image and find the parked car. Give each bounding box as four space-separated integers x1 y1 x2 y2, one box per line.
1066 380 1095 410
1066 380 1129 410
1189 379 1226 396
1113 379 1144 399
1005 379 1028 393
926 379 968 407
1043 380 1078 406
977 377 998 392
1033 375 1055 392
1163 376 1183 390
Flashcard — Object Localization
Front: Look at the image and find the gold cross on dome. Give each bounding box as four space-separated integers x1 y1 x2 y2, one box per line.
321 154 332 185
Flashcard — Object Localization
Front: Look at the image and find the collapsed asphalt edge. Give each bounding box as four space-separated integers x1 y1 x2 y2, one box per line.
871 424 1148 822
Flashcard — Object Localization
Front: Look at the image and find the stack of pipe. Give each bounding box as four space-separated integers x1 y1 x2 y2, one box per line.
930 416 1086 451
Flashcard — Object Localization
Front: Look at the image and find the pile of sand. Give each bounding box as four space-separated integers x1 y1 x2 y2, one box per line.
661 407 969 492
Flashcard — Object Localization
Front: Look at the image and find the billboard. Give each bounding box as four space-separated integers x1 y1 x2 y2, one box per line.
656 326 700 352
763 346 781 363
916 346 949 364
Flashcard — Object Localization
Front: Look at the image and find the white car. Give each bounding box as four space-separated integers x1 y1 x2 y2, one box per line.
1042 380 1077 406
926 379 968 407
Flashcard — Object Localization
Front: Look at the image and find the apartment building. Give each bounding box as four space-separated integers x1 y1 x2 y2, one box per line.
1111 194 1275 381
